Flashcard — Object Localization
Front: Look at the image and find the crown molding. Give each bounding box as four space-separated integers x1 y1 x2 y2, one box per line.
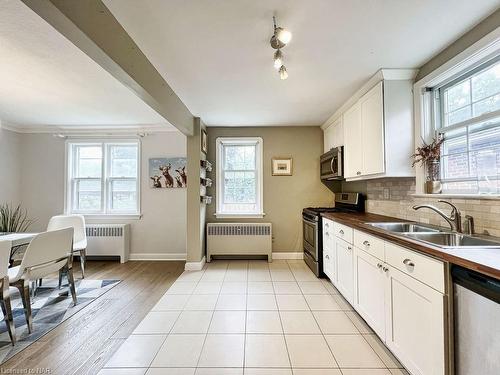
0 121 178 135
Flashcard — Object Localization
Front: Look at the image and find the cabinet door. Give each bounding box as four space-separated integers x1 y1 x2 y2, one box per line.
335 238 354 304
332 118 344 148
323 123 335 153
322 219 336 282
360 81 385 175
385 265 445 375
343 103 363 178
353 247 386 339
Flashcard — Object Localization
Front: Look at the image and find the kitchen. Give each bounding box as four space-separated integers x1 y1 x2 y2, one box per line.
1 1 500 374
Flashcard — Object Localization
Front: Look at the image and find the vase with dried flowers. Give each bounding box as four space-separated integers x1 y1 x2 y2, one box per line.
411 136 445 194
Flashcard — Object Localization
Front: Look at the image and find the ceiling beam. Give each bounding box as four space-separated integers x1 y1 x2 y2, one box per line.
21 0 194 136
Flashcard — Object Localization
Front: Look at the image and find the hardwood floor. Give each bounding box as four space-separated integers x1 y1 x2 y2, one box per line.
1 260 185 374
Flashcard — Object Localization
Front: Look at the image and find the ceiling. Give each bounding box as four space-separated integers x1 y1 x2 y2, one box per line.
104 0 499 126
0 0 171 129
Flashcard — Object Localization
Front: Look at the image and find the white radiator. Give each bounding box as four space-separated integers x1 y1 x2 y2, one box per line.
86 224 130 263
206 223 272 262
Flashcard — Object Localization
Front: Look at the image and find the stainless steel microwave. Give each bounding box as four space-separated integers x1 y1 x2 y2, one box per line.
320 146 343 180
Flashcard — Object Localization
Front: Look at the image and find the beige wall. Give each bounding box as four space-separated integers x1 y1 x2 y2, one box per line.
3 130 187 257
206 126 334 253
0 127 22 205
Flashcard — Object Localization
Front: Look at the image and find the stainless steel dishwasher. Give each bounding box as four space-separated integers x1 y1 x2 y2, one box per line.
452 265 500 375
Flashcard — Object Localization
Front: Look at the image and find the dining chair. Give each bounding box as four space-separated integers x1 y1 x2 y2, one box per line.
9 228 76 333
0 240 16 345
47 215 87 282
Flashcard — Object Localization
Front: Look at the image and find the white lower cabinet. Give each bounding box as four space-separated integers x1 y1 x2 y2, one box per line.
323 223 446 375
323 244 336 283
385 265 445 375
336 238 354 304
353 247 386 339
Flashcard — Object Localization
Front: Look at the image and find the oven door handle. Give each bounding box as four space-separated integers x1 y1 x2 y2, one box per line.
303 217 318 226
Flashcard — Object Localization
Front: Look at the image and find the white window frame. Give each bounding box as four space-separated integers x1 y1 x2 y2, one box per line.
215 137 264 218
413 27 500 198
433 56 500 194
65 138 141 219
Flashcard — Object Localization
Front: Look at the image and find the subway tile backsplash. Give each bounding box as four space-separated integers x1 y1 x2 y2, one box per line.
360 178 500 237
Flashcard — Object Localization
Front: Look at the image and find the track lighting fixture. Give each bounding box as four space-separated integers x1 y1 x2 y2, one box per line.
270 16 292 79
273 49 283 70
279 65 288 80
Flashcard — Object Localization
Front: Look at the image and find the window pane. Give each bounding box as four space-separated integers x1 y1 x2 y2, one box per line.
76 180 101 211
223 171 256 204
110 145 138 177
444 80 470 113
442 127 467 155
224 145 256 171
473 93 500 117
111 180 137 211
471 62 500 102
445 106 471 126
442 154 469 179
76 146 102 178
442 181 478 194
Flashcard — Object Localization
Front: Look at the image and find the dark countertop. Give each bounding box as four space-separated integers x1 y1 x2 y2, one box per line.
321 211 500 281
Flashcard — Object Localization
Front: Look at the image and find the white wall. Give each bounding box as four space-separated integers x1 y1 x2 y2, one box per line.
0 127 22 205
3 130 187 258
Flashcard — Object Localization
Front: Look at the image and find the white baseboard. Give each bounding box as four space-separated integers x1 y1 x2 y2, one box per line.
129 253 186 261
185 256 206 271
272 252 304 260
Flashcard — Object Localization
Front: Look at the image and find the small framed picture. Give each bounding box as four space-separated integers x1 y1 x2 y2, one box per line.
201 129 208 154
272 157 293 176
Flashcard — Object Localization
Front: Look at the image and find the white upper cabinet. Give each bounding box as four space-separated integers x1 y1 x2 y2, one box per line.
343 102 363 178
323 117 343 153
322 69 417 181
360 81 385 176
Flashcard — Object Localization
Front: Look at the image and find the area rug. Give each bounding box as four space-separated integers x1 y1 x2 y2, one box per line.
0 278 121 364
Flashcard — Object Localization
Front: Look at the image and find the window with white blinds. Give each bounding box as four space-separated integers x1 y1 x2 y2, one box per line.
436 57 500 194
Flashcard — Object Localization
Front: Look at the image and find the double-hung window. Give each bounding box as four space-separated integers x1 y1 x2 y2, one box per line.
216 137 264 217
435 56 500 194
67 140 140 215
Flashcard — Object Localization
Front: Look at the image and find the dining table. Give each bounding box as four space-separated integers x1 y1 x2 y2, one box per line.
0 232 38 264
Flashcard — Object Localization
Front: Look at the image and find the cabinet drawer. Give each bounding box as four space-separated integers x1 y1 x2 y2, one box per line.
323 219 334 250
323 218 334 236
354 230 384 260
334 222 353 243
385 242 445 293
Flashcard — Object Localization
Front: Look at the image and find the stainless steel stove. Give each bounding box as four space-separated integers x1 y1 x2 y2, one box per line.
302 193 364 277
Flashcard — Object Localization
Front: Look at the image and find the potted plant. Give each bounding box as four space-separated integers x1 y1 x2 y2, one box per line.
411 136 445 194
0 203 34 233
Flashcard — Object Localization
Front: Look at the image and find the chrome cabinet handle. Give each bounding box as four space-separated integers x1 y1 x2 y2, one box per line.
403 258 415 268
377 263 383 268
363 240 370 247
382 266 389 272
347 246 352 251
339 229 344 235
357 171 361 175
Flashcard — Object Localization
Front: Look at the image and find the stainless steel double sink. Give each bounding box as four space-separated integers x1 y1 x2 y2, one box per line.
366 222 500 249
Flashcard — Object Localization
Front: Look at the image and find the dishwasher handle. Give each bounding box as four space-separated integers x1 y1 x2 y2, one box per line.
452 265 500 304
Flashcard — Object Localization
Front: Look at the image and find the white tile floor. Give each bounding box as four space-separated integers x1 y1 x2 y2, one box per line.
100 260 409 375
